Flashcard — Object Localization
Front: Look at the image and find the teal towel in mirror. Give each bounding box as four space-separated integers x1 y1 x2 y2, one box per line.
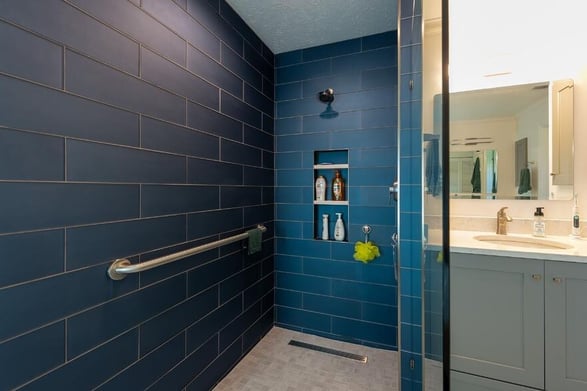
247 228 262 255
518 168 532 194
470 157 481 193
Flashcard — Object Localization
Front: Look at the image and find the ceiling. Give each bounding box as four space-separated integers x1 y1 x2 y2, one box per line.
225 0 397 54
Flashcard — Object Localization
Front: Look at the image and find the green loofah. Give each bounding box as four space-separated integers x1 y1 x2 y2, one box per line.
353 241 381 263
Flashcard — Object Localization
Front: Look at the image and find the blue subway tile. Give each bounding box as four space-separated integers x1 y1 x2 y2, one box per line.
67 275 185 359
221 138 262 166
221 43 262 90
304 293 361 319
399 240 423 268
276 204 312 222
401 184 423 213
400 268 423 297
276 82 302 101
401 323 423 354
401 296 422 325
243 309 273 352
333 48 396 75
401 351 423 383
24 330 138 391
400 73 422 102
0 0 138 74
275 255 303 273
187 102 243 141
142 185 219 216
263 113 274 134
362 67 397 90
65 51 185 124
219 302 260 350
141 116 219 159
140 286 217 355
0 76 139 146
67 140 186 183
351 167 396 186
399 212 423 241
332 317 396 346
276 97 322 118
303 110 361 133
219 0 262 50
220 265 260 303
187 208 242 239
188 158 243 185
363 302 398 325
400 128 422 157
400 45 423 75
221 91 262 128
0 182 139 234
401 0 422 17
186 45 242 97
304 258 395 286
0 322 64 391
275 307 331 332
244 84 273 117
187 337 241 391
400 16 423 47
276 58 331 84
351 205 395 226
275 272 331 295
400 156 422 184
221 186 262 208
142 0 219 60
275 133 330 152
0 230 64 288
262 151 274 170
276 50 302 67
332 279 396 305
348 187 392 206
275 117 302 135
275 289 302 308
302 73 362 98
0 263 137 342
244 272 273 308
362 31 397 51
0 21 62 87
275 169 311 187
244 166 273 186
141 47 218 109
362 107 398 129
275 220 303 239
0 128 64 181
274 152 303 169
187 252 243 296
70 0 186 66
275 238 330 258
244 125 273 151
303 38 361 62
399 100 422 129
275 187 304 203
66 215 185 270
244 204 273 226
334 88 396 112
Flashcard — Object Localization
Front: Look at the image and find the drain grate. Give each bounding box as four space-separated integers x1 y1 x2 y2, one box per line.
288 340 368 363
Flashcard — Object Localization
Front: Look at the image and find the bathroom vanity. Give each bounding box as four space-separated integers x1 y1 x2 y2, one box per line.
450 231 587 391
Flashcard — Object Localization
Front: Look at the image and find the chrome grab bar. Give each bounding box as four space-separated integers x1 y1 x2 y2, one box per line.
107 225 267 280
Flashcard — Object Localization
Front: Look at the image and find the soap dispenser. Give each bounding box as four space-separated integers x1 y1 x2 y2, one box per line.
533 207 545 237
334 213 345 241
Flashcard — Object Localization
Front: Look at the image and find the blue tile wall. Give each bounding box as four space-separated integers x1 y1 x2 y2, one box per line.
274 32 398 350
0 1 274 389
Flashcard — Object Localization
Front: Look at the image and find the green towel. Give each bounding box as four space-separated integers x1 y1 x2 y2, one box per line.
470 157 481 193
518 168 532 194
247 228 262 255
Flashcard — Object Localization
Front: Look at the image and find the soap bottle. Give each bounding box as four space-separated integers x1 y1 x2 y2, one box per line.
315 175 326 201
321 214 329 240
332 170 345 201
533 207 545 237
572 193 581 237
334 212 345 241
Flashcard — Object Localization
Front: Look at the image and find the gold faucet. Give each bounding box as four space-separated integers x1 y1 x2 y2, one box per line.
496 207 513 235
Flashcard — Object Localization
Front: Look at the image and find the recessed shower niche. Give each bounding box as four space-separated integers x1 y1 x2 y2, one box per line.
313 149 349 241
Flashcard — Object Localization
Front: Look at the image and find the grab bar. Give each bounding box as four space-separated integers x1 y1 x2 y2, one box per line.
107 225 267 280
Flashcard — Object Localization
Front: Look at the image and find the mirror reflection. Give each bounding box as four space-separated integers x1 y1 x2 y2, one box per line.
447 80 574 200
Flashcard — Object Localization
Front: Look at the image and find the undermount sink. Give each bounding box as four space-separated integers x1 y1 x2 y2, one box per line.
473 235 573 250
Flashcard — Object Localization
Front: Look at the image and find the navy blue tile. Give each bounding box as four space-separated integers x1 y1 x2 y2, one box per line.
222 43 262 90
244 166 273 186
187 252 242 296
333 88 396 112
276 59 331 84
332 317 396 346
0 263 137 342
275 117 302 135
332 47 396 75
244 273 273 308
276 50 302 67
220 265 260 303
275 272 330 295
362 107 398 129
187 337 241 391
304 293 361 318
185 296 241 354
142 0 219 60
263 77 275 101
0 75 139 146
0 21 62 87
276 82 302 101
67 140 186 183
149 335 217 391
330 127 395 151
141 47 218 109
0 230 64 288
275 289 302 307
66 51 185 124
0 322 64 391
186 0 243 55
263 114 274 134
332 279 396 305
186 45 242 97
23 330 137 391
221 139 261 166
221 91 262 128
142 117 219 159
244 42 273 78
187 208 243 239
303 110 361 133
276 97 322 118
0 128 64 181
188 158 242 185
142 185 219 216
244 125 272 151
140 286 217 355
187 102 242 141
97 333 184 391
219 302 260 350
221 186 262 208
243 308 273 352
362 67 397 90
0 182 139 234
261 43 274 67
262 185 274 203
0 0 138 74
275 133 330 152
70 0 186 66
362 31 397 51
219 0 262 50
303 38 361 62
275 307 331 332
67 275 185 359
66 215 186 270
244 84 273 116
302 73 362 97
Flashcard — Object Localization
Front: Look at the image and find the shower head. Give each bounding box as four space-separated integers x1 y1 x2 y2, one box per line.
318 88 334 103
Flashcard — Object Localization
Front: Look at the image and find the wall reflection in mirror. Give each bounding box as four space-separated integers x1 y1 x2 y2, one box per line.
446 80 574 200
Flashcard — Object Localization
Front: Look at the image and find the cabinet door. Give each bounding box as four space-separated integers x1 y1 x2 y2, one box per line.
451 370 537 391
546 261 587 391
451 254 544 389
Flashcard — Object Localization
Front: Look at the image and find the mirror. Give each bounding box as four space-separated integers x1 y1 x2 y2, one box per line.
446 80 574 200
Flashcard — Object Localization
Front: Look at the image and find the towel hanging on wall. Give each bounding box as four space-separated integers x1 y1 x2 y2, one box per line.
518 168 532 194
470 157 481 193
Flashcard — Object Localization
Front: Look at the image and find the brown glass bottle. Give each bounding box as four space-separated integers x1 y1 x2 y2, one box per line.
332 170 345 201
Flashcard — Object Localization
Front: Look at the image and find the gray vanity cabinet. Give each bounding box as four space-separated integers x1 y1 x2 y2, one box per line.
545 261 587 391
451 253 544 389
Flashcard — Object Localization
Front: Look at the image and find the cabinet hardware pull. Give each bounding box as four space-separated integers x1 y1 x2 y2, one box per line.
553 277 562 283
531 274 542 280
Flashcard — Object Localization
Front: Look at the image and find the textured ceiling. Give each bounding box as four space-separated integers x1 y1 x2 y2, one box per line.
226 0 397 54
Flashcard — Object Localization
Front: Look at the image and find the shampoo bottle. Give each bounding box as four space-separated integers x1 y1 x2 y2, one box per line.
334 213 345 241
332 170 345 201
315 176 326 201
572 194 581 237
321 214 329 240
533 207 545 237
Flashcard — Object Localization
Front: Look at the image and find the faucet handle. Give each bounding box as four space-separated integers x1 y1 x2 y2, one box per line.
497 206 509 214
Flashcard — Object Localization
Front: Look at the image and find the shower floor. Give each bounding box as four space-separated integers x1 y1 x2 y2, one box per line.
213 327 399 391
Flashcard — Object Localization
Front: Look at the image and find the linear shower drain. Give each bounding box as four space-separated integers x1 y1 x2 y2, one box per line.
288 340 368 363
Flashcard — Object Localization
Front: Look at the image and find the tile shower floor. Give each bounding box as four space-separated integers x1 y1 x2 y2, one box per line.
213 327 399 391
